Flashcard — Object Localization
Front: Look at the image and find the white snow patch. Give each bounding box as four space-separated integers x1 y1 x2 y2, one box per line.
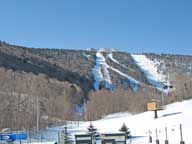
131 54 166 90
82 52 90 59
108 53 120 65
92 49 112 90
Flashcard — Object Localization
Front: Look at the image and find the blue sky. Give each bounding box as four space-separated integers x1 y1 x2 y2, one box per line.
0 0 192 55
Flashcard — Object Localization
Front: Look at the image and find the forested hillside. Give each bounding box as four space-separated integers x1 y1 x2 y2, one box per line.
0 41 192 130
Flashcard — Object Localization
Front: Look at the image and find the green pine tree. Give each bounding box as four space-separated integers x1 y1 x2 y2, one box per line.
87 122 97 135
62 125 73 144
119 123 131 138
87 122 99 143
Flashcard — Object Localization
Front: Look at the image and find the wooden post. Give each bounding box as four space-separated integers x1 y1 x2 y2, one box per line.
154 110 158 119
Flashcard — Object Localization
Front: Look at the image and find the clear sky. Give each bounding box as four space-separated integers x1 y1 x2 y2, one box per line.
0 0 192 55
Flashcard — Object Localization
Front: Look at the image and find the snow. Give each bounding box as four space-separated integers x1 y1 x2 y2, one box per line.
107 52 140 91
92 49 113 90
36 99 192 144
90 100 191 144
108 53 120 65
109 67 140 91
28 142 55 144
107 53 134 72
92 50 140 91
131 54 166 90
11 99 186 144
82 52 90 59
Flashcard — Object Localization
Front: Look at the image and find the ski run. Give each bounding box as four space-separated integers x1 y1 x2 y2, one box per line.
92 49 140 91
131 54 167 90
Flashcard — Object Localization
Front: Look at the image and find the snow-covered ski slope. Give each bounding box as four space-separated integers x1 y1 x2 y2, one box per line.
131 54 166 90
92 49 169 91
41 99 192 144
92 49 140 91
92 49 112 90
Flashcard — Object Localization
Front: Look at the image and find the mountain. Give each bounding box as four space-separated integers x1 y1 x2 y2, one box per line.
0 41 192 130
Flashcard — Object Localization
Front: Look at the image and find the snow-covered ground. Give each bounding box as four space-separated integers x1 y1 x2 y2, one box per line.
36 99 192 144
131 54 167 90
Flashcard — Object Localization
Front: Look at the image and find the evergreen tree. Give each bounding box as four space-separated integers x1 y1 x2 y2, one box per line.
61 125 73 144
87 122 97 135
87 122 99 143
119 123 131 138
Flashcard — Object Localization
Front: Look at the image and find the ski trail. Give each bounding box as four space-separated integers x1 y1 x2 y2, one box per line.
93 49 141 91
108 52 167 91
92 49 112 90
109 66 140 91
131 54 166 90
108 53 135 72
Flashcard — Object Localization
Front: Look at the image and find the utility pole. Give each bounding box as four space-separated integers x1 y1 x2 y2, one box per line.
84 98 87 121
161 62 166 108
36 95 39 133
161 87 165 108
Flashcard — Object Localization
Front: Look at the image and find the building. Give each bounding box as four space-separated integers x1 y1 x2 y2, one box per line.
101 133 126 144
75 134 93 144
